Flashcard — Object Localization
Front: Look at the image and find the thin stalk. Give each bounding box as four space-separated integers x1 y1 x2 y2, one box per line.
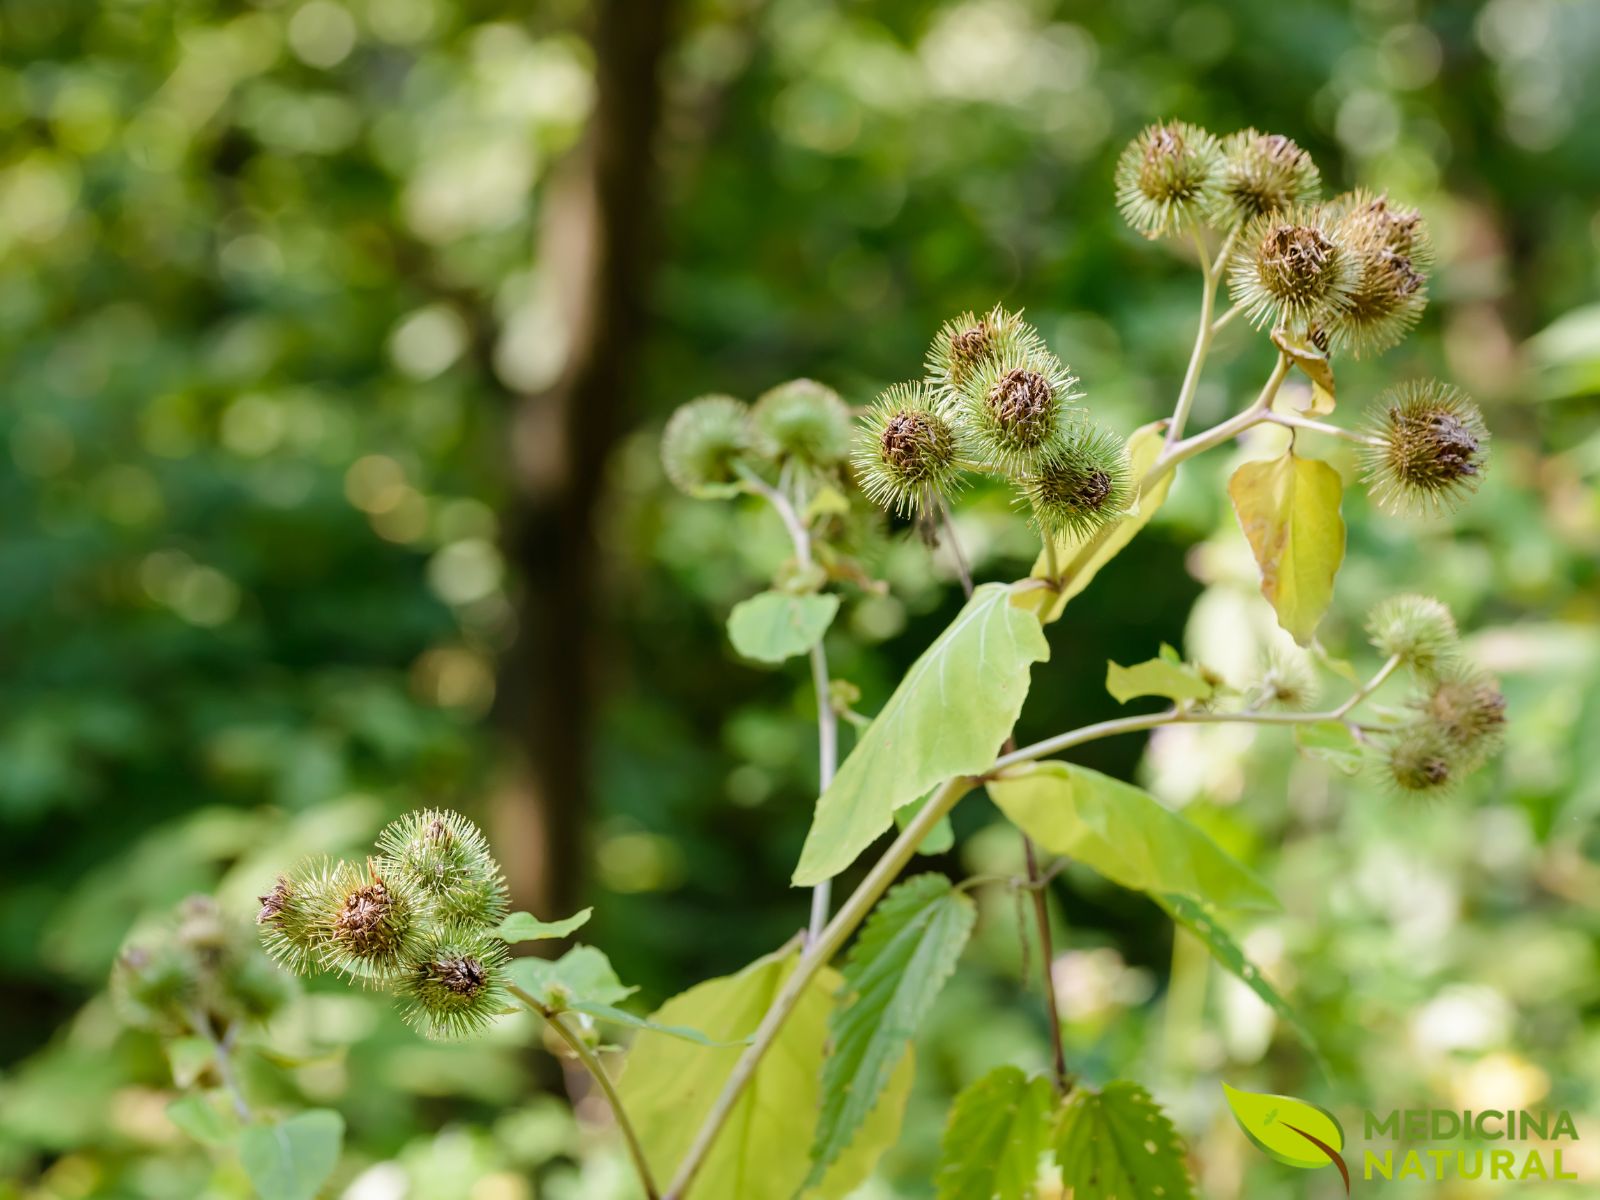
512 986 661 1200
1164 230 1220 449
1209 303 1243 337
188 1008 252 1122
1023 836 1071 1094
1266 411 1381 446
664 776 971 1200
1333 653 1401 717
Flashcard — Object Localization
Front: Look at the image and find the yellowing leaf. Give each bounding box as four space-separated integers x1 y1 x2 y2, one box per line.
1227 450 1346 647
794 584 1048 886
1105 656 1213 705
1270 327 1336 415
988 762 1277 912
620 946 912 1200
1018 421 1172 624
1222 1083 1346 1173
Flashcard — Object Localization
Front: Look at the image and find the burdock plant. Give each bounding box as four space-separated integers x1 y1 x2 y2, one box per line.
214 122 1515 1200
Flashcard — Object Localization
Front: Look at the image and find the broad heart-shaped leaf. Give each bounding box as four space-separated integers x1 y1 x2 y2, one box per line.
238 1109 344 1200
794 583 1049 886
810 874 975 1180
934 1066 1054 1200
1055 1081 1196 1200
1019 421 1173 625
496 907 592 943
1271 326 1336 414
1293 721 1364 776
1157 894 1329 1073
988 762 1278 912
727 590 840 664
1222 1083 1346 1171
620 945 914 1200
505 945 635 1011
1105 656 1213 705
1228 449 1346 647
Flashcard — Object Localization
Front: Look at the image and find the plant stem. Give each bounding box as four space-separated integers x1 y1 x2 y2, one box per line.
188 1008 252 1122
663 775 971 1200
1265 410 1381 446
1160 352 1290 467
1022 836 1071 1094
511 986 661 1200
1333 653 1401 717
1209 303 1243 337
1164 230 1221 450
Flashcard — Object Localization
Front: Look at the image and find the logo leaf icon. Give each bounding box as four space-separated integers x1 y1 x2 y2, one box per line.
1222 1083 1348 1192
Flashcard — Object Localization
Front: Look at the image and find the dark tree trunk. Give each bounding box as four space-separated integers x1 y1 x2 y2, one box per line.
495 0 677 921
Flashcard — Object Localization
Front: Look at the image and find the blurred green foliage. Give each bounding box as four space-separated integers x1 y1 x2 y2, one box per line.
1 0 1598 1196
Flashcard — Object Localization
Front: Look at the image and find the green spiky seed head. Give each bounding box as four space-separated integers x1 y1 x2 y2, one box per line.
1365 593 1459 677
1115 121 1221 238
1382 725 1459 796
961 349 1083 472
1361 381 1489 515
1254 648 1319 711
1208 129 1321 229
853 383 961 516
1418 664 1506 767
750 379 853 467
1229 204 1356 331
376 809 509 930
925 305 1045 398
396 929 510 1040
316 860 420 984
1326 190 1432 357
661 395 752 496
257 862 339 976
1020 424 1131 538
111 939 198 1034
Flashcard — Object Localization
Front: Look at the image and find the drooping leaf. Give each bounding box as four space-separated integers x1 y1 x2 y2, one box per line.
794 583 1048 885
570 1000 730 1047
238 1109 344 1200
810 875 975 1179
496 907 593 943
894 790 955 856
1021 421 1173 624
165 1092 239 1148
1228 449 1346 647
987 762 1277 911
1105 656 1213 705
506 945 635 1011
1158 894 1329 1072
1055 1081 1196 1200
1293 721 1364 776
1270 326 1336 414
727 591 840 664
620 945 914 1200
1222 1083 1346 1171
934 1066 1054 1200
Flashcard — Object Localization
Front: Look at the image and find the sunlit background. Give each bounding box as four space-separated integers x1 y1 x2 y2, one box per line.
1 0 1597 1196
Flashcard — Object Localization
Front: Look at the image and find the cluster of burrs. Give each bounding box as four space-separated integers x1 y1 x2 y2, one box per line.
256 810 512 1039
1117 121 1490 515
1364 595 1507 795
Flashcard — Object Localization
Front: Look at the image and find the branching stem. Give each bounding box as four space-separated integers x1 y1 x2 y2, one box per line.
1266 410 1381 446
188 1007 252 1122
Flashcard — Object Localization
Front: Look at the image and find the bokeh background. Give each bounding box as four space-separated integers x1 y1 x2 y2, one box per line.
2 0 1598 1196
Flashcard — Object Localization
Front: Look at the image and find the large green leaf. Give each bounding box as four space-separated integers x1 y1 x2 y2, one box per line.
619 945 913 1200
810 874 975 1180
1157 894 1328 1071
794 583 1048 885
727 590 840 664
496 907 592 943
1055 1081 1196 1200
1019 421 1173 624
934 1066 1054 1200
1227 448 1346 647
506 945 635 1010
238 1109 344 1200
1105 651 1213 705
987 762 1277 911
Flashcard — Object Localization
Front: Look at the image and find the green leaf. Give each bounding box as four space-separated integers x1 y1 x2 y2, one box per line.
810 875 975 1180
620 945 913 1200
1270 326 1336 414
506 945 635 1011
1055 1081 1196 1200
1293 721 1363 776
1020 421 1173 624
496 908 593 943
1227 449 1346 647
727 591 840 664
165 1036 214 1089
794 583 1048 885
987 762 1277 912
1157 894 1329 1071
570 1000 730 1047
166 1093 239 1148
1222 1083 1346 1170
934 1066 1054 1200
894 790 955 856
238 1109 344 1200
1105 656 1213 705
